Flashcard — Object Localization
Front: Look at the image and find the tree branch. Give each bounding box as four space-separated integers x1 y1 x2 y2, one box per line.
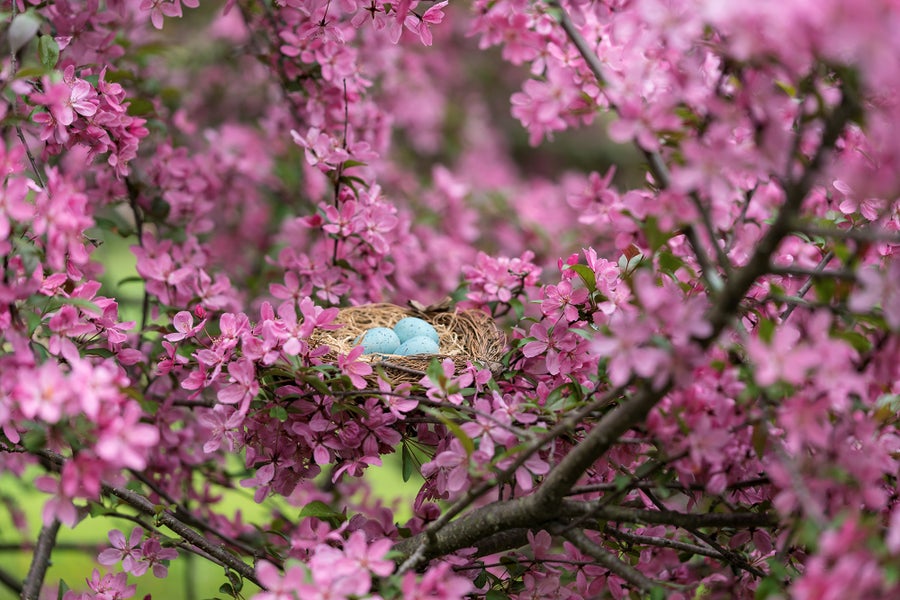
704 86 858 338
531 381 670 514
128 469 269 563
603 526 725 560
21 519 60 600
789 221 900 244
562 529 656 593
558 501 777 529
35 450 262 588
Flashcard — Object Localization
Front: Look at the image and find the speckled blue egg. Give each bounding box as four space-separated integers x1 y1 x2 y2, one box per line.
359 327 401 354
394 335 440 356
393 317 439 345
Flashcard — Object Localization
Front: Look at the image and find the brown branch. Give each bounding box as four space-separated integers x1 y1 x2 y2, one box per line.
780 251 836 321
558 501 777 530
21 520 60 600
635 487 768 579
704 85 858 338
102 483 260 585
604 526 725 560
128 469 270 564
394 385 623 570
562 529 657 592
531 381 670 514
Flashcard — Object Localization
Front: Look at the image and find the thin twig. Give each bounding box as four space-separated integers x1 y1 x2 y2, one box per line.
0 565 22 595
128 469 269 562
569 475 772 496
604 526 725 560
35 450 261 587
634 489 768 579
557 501 777 530
9 1 46 190
789 222 900 244
779 251 836 321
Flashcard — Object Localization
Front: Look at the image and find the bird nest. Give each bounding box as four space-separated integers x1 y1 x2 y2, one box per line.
311 302 507 384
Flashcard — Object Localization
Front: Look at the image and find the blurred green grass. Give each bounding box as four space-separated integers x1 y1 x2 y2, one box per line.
0 453 419 599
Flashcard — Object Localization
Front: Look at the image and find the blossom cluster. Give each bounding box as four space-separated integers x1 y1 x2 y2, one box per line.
0 0 899 599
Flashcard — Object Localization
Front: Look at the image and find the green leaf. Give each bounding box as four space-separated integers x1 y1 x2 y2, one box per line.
775 80 797 98
832 329 872 353
302 373 331 395
486 590 510 600
126 97 155 116
38 35 60 69
425 358 445 385
751 424 768 458
13 65 52 79
508 297 524 320
298 500 345 522
94 214 136 237
84 347 116 359
643 216 672 253
9 11 41 53
657 249 686 276
434 413 475 457
754 576 783 599
22 428 47 452
56 579 71 600
269 405 288 421
401 443 415 482
649 587 667 600
341 159 368 169
566 264 596 293
87 501 115 517
757 318 775 343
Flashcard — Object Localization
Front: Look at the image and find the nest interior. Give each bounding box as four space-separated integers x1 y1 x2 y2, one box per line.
311 303 507 383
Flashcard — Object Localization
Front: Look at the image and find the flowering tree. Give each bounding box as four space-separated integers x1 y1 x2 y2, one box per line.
1 0 899 598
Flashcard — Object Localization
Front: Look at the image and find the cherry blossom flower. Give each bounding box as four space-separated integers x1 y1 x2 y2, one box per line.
98 527 146 575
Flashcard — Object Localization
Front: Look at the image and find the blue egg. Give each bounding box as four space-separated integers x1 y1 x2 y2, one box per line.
359 327 401 354
395 336 440 356
393 317 439 344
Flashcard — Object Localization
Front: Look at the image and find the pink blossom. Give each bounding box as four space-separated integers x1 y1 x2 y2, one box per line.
217 358 260 414
337 346 373 389
98 527 146 575
140 537 179 577
164 310 207 342
254 561 307 600
401 562 473 600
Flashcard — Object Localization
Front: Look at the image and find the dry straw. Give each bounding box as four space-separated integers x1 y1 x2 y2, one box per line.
311 302 507 384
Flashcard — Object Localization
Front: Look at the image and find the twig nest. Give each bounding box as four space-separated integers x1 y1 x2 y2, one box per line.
311 302 507 384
